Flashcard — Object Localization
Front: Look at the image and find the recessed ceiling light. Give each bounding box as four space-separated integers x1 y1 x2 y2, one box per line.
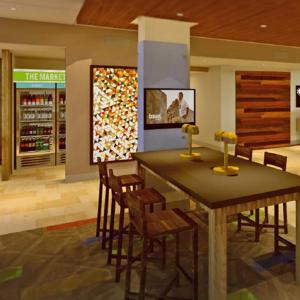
176 12 184 17
10 7 16 11
260 24 267 28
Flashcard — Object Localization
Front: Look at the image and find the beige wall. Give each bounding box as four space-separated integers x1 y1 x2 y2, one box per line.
1 17 300 179
14 56 65 70
191 37 300 64
65 59 93 180
0 17 138 180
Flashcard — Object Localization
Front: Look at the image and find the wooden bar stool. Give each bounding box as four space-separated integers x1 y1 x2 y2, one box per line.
96 158 144 249
108 170 166 283
238 151 288 242
125 192 199 300
234 145 254 232
235 144 253 162
261 152 288 234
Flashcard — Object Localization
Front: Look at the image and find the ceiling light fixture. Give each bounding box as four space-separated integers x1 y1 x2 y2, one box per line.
260 24 267 28
10 7 16 11
176 13 184 17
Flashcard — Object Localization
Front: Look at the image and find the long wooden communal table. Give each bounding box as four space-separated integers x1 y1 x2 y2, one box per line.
132 147 300 300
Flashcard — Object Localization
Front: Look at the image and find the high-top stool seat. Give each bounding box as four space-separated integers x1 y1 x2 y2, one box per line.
96 158 144 249
125 192 199 300
108 170 166 283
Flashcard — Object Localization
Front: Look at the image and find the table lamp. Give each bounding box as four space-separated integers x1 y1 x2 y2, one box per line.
180 124 201 160
213 130 239 175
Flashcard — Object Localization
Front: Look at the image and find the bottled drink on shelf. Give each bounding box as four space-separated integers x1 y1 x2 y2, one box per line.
48 94 53 106
44 94 49 106
59 93 66 105
59 137 66 149
20 136 51 152
59 123 66 134
32 95 36 106
21 125 53 137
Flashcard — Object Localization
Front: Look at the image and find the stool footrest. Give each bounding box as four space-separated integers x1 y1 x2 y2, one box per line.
278 236 295 250
177 263 192 283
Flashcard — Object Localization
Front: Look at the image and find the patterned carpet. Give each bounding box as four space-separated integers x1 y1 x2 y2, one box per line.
1 215 300 300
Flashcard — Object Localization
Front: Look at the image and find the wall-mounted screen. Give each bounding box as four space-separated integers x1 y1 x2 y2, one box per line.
90 66 138 164
296 85 300 107
144 88 196 129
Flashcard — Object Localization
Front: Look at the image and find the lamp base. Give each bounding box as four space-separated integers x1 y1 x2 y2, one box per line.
213 166 239 176
180 152 201 160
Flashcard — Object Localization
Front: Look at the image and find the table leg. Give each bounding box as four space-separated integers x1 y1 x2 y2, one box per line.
296 200 300 284
208 208 227 300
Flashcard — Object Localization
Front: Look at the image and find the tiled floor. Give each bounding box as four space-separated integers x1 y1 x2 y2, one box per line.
0 214 299 300
0 145 299 236
0 166 99 235
0 146 300 299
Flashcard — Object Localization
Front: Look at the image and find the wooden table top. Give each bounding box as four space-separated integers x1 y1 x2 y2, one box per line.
132 147 300 209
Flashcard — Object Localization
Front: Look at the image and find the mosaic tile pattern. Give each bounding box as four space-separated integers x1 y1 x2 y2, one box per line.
92 67 138 163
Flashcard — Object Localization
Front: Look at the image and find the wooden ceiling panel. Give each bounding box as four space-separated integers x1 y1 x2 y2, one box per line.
77 0 300 47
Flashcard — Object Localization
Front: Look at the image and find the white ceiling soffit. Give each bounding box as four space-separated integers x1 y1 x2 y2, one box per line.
0 43 65 58
0 0 84 24
191 56 300 70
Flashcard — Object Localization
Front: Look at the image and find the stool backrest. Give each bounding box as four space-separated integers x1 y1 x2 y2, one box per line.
97 158 109 185
235 145 253 161
108 169 122 195
264 152 287 171
126 192 146 235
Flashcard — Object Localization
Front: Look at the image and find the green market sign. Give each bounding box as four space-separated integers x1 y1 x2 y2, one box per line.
13 69 65 83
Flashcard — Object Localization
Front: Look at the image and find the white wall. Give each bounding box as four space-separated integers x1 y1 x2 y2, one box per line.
191 66 300 147
290 71 300 142
190 67 222 149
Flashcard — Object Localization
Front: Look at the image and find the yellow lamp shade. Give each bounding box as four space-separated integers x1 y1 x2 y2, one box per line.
213 130 239 176
222 131 237 144
180 124 201 160
214 130 224 141
182 124 199 135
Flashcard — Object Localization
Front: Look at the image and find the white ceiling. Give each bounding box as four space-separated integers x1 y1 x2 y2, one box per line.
191 56 300 71
0 43 65 58
0 0 84 24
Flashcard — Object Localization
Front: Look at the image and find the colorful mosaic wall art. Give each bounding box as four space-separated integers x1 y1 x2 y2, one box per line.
91 66 138 163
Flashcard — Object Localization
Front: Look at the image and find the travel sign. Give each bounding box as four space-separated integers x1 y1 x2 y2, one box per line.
13 69 65 83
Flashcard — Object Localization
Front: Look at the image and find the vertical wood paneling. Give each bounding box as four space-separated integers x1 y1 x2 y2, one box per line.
1 50 13 180
236 71 290 149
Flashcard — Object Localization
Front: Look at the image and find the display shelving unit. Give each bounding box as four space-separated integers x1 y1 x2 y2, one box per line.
56 86 66 165
16 88 56 168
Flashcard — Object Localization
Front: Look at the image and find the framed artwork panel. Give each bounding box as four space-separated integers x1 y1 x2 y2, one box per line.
90 65 138 164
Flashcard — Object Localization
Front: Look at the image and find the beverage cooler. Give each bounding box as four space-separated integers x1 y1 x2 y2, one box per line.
15 83 66 169
56 85 66 165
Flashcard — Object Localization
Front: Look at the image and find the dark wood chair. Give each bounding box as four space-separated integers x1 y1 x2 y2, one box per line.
96 158 144 249
125 189 199 300
235 145 254 231
108 169 166 283
237 151 288 242
235 144 253 161
262 152 288 236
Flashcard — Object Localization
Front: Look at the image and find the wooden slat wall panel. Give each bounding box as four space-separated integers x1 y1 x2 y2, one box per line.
236 71 290 149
